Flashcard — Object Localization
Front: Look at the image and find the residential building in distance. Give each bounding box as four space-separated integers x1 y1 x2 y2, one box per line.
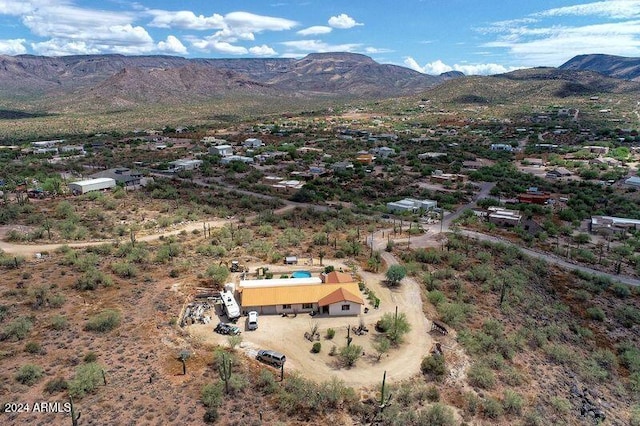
220 155 254 164
69 177 116 194
386 198 437 213
243 138 264 148
487 207 522 227
590 215 640 234
90 168 143 187
490 143 513 151
168 159 203 172
209 144 234 157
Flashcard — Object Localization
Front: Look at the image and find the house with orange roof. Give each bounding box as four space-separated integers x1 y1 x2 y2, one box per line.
321 270 354 284
239 282 363 316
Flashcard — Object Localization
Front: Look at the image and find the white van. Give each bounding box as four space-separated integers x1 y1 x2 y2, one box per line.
256 350 286 367
247 311 258 330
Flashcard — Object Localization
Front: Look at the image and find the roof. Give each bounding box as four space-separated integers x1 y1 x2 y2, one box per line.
323 271 354 284
240 282 361 307
70 177 116 186
318 287 364 307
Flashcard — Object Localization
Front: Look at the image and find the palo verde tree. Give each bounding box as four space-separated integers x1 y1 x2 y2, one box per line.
385 264 407 287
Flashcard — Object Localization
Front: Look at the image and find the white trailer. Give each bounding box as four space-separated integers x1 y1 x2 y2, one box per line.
220 290 240 320
69 177 116 194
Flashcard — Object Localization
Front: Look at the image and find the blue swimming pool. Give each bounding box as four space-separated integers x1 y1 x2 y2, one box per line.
291 271 311 278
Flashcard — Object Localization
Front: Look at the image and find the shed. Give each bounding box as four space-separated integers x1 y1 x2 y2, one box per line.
284 256 298 265
69 178 116 194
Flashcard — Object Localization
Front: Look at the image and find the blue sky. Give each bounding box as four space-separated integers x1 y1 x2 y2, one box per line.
1 1 640 74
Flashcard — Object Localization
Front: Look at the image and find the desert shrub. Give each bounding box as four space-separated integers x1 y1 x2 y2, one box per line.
24 341 41 354
50 315 68 330
545 344 577 365
468 364 495 389
15 364 44 385
437 302 472 327
376 312 411 344
421 354 446 381
483 397 504 419
326 328 335 339
631 405 640 426
68 362 104 398
83 352 98 363
256 369 278 394
49 293 66 308
85 309 121 332
339 344 363 367
615 305 640 328
416 403 456 425
227 334 242 349
196 245 227 257
110 262 138 278
550 396 571 414
312 342 322 353
44 377 68 394
503 390 524 414
618 344 640 373
0 304 8 322
586 307 605 321
612 283 631 298
425 386 440 402
205 264 229 286
75 268 113 290
1 317 33 341
464 392 481 416
427 290 446 306
502 366 525 386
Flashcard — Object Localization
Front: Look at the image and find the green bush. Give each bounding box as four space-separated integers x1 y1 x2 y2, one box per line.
75 268 113 290
326 328 335 339
427 290 446 306
1 317 33 341
615 305 640 328
631 405 640 426
312 342 321 353
503 390 524 414
586 307 605 321
483 397 504 419
256 369 278 394
68 362 104 398
110 262 138 278
612 283 631 298
468 364 495 389
417 403 456 425
85 309 121 332
44 377 68 394
50 315 68 330
421 354 446 380
24 341 41 354
15 364 44 385
339 344 363 367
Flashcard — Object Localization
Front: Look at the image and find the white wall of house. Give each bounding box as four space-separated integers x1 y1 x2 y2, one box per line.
327 301 361 316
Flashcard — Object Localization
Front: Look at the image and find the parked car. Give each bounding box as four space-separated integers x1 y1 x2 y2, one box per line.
214 322 241 335
247 311 258 330
256 349 286 367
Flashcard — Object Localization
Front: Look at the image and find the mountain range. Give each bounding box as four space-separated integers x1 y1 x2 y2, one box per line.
0 52 639 113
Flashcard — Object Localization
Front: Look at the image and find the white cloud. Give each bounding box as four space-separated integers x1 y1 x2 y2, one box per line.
365 47 393 54
31 39 100 56
191 39 248 55
297 25 332 36
0 38 27 55
281 39 361 53
328 13 363 29
404 57 521 75
148 10 224 30
536 1 640 19
157 35 187 55
249 44 277 56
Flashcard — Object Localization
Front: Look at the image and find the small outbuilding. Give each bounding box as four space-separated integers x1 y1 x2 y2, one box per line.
69 178 116 194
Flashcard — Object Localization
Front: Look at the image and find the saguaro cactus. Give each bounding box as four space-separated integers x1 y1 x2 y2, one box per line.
218 353 232 394
69 396 81 426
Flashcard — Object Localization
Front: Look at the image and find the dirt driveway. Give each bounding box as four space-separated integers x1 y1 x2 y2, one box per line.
188 260 433 389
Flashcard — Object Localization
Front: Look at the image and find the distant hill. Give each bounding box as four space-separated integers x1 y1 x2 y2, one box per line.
559 54 640 81
420 67 640 105
0 53 450 111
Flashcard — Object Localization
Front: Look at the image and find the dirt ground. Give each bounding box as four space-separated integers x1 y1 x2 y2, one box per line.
187 259 433 388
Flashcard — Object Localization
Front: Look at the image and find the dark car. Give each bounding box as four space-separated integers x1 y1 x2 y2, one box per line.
214 322 241 335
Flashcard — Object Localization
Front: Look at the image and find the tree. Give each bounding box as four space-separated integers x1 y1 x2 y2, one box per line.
385 264 407 286
573 233 591 249
339 344 363 367
377 311 411 345
205 265 230 286
367 251 382 272
373 337 390 361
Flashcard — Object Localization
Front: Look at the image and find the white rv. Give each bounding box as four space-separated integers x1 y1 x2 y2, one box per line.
221 290 240 320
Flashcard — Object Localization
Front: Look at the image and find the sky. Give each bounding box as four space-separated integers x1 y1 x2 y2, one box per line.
1 0 640 75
